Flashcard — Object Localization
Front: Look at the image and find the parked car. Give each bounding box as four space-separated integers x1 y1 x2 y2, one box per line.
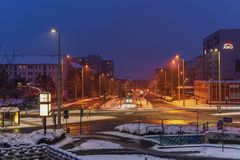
164 96 173 102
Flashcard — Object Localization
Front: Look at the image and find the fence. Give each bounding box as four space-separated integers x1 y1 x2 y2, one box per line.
0 144 81 160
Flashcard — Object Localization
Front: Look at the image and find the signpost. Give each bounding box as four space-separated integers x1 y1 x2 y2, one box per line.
80 108 83 134
64 109 69 133
39 92 51 134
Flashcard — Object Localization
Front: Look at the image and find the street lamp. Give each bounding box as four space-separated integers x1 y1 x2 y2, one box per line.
51 28 61 128
82 64 89 99
212 48 221 110
160 69 167 94
174 54 180 101
171 60 176 97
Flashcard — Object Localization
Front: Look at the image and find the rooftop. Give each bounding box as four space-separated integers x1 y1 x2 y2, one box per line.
0 55 60 64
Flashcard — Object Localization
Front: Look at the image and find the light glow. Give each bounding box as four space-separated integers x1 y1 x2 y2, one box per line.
223 43 233 50
51 28 57 33
40 104 51 116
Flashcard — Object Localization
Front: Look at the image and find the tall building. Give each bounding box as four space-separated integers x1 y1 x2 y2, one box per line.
203 29 240 80
102 60 114 77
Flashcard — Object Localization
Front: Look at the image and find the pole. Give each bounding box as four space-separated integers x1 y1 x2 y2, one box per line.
80 109 83 134
210 79 212 107
108 78 110 96
43 117 46 134
197 110 199 134
99 75 101 96
74 69 77 100
222 122 224 152
218 51 221 111
57 31 61 128
171 68 173 97
178 62 180 101
182 59 185 106
82 67 84 99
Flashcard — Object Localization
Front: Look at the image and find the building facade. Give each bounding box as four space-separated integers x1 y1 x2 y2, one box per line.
203 29 240 80
102 60 114 77
194 80 240 104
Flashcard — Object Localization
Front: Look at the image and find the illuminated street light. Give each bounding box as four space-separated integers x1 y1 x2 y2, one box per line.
211 48 221 111
51 28 57 33
50 28 61 128
82 64 89 99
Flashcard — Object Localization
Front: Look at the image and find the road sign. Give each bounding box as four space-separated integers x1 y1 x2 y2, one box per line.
223 117 232 123
64 110 69 119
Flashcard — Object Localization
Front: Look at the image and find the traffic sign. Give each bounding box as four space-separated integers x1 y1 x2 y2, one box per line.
64 110 69 119
223 117 232 123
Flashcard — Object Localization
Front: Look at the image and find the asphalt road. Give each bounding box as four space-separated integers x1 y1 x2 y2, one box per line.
2 93 240 134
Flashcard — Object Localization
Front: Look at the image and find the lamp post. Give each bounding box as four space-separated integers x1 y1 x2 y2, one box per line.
182 58 185 106
160 69 167 94
82 65 88 99
174 54 180 101
216 49 221 110
99 74 101 97
171 59 176 98
51 28 61 129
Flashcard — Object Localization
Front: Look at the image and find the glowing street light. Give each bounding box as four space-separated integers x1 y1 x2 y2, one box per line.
82 64 89 99
50 28 61 128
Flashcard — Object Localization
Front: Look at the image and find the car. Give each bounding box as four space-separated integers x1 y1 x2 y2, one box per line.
164 96 173 102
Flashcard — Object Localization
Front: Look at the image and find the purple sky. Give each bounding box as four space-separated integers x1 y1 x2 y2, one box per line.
1 0 240 79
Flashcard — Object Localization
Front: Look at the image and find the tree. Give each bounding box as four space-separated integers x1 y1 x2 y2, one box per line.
35 74 56 95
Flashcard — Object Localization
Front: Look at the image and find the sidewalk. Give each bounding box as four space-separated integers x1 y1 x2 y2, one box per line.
168 99 240 111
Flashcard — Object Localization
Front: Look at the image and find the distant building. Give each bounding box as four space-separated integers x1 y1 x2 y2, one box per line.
203 29 240 80
102 60 114 77
194 80 240 104
0 56 59 86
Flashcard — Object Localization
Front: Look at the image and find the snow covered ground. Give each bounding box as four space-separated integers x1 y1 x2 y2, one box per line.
7 115 115 129
78 154 172 160
115 123 240 135
154 144 240 159
0 129 64 147
68 139 122 151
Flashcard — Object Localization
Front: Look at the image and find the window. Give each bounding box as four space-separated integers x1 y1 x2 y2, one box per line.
235 59 240 72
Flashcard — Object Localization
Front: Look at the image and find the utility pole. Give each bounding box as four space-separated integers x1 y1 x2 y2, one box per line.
182 59 185 106
99 75 101 96
82 67 84 99
218 50 221 111
177 62 180 101
57 31 61 128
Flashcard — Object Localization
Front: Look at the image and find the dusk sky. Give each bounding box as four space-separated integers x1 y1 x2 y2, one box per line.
1 0 240 79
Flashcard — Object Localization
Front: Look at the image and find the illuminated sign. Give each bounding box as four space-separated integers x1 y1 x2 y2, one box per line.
40 104 51 116
39 93 51 103
223 43 233 50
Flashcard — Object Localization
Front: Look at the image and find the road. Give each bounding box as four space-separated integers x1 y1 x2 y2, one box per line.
2 93 240 134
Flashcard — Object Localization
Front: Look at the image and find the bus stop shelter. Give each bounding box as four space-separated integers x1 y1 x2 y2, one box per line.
0 107 20 127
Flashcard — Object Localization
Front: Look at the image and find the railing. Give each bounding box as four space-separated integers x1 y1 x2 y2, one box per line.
0 144 81 160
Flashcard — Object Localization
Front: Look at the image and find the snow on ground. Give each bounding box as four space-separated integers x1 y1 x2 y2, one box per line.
115 123 240 135
16 115 115 129
114 123 200 135
68 139 122 151
169 99 240 110
153 144 240 159
54 135 73 148
0 129 64 147
78 154 172 160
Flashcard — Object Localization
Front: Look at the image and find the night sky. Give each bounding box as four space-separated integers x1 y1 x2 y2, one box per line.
1 0 240 79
